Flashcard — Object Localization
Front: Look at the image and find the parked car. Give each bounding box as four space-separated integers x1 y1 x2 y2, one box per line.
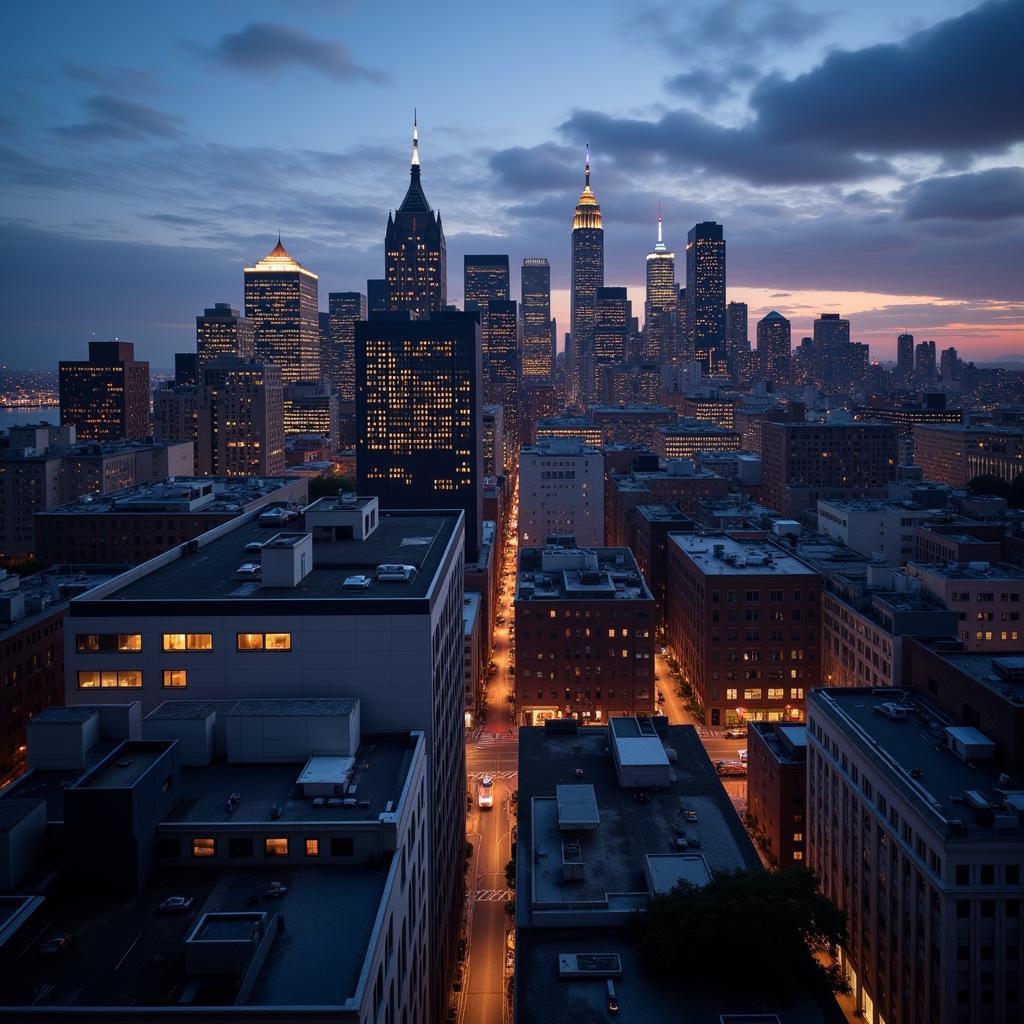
738 748 747 762
684 809 698 823
244 541 264 553
265 881 288 898
159 896 195 913
715 760 747 776
234 562 261 579
724 727 747 739
38 934 73 956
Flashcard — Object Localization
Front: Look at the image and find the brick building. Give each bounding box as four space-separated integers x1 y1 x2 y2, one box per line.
746 722 808 869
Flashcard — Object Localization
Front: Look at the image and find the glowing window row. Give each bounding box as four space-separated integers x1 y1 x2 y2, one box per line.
77 669 188 689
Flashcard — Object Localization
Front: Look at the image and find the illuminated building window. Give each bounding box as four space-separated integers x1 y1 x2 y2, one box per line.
193 838 216 858
76 633 142 652
77 670 142 689
305 838 319 857
237 633 265 651
265 838 289 857
163 633 213 651
265 633 292 651
163 669 188 689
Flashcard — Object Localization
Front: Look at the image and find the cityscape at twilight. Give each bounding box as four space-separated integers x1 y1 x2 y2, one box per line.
0 3 1023 1024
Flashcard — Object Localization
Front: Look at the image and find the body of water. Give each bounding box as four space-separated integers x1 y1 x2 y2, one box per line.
0 405 61 430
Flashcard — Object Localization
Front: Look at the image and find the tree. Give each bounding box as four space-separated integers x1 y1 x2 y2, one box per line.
305 472 355 502
632 868 847 996
966 474 1011 501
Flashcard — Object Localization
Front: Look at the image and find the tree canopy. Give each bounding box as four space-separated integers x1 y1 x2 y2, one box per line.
966 472 1024 508
305 472 355 502
632 868 847 995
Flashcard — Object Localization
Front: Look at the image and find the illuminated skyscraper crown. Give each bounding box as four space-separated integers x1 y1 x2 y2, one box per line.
573 143 603 230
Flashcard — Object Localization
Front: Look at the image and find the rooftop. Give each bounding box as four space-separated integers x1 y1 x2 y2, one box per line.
670 534 818 577
0 566 125 641
516 546 654 603
817 497 935 515
810 688 1024 840
933 652 1024 706
81 509 459 607
908 560 1024 582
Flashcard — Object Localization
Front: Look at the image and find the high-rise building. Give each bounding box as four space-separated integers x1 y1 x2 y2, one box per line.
521 258 553 382
570 145 604 405
282 380 340 448
915 339 937 381
685 221 726 370
174 352 198 387
366 277 387 313
356 310 482 557
385 115 446 319
196 303 255 377
464 254 509 340
59 340 150 441
896 332 914 384
197 358 285 477
756 310 792 383
243 239 319 385
813 312 849 348
326 291 366 401
725 300 749 372
589 287 629 404
518 438 604 547
152 384 198 469
940 345 959 382
644 205 676 365
483 299 519 469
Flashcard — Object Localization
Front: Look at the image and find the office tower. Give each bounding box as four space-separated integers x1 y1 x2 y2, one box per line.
197 358 285 477
464 254 509 339
174 352 198 387
913 423 1024 487
521 258 553 382
519 437 604 547
366 277 387 313
761 421 899 516
685 221 726 370
58 505 466 1024
385 115 446 318
356 310 482 557
59 340 150 441
667 533 822 728
756 310 792 383
940 345 959 382
644 205 676 365
807 686 1024 1024
812 312 849 348
896 332 915 384
482 404 504 477
195 303 255 377
725 300 749 371
152 384 199 470
243 239 319 385
915 339 936 381
282 380 340 448
326 291 366 401
675 287 689 361
484 299 519 467
317 311 330 378
589 287 629 403
570 144 604 405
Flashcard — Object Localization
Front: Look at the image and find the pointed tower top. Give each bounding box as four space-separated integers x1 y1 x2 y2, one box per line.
585 143 590 188
657 201 663 245
411 109 420 167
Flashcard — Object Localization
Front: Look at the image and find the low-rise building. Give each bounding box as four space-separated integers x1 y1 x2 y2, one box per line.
653 420 741 460
807 687 1024 1024
514 542 655 725
746 722 807 869
695 449 762 485
590 406 676 448
534 417 602 448
667 534 821 727
463 590 483 725
519 438 604 548
817 498 938 566
0 698 431 1023
632 504 694 624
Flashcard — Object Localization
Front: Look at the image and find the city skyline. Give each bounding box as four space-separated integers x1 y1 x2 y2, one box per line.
1 0 1022 368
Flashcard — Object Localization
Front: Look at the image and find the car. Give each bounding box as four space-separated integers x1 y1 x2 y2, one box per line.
684 809 699 823
656 691 665 703
724 727 747 739
234 562 261 579
607 979 619 1015
738 748 747 761
264 881 288 898
478 775 494 808
38 934 73 956
244 541 264 553
159 896 195 913
715 760 747 776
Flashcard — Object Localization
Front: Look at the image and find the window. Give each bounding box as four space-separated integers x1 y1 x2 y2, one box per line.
237 632 292 651
229 837 253 858
237 633 264 650
793 833 804 842
76 633 142 652
743 688 762 700
305 838 320 857
331 837 354 857
77 669 142 689
265 633 292 651
193 838 216 858
768 688 784 699
158 837 181 859
162 633 213 651
264 838 289 857
726 688 737 701
162 669 187 689
793 851 804 861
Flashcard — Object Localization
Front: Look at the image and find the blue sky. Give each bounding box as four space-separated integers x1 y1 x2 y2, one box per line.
2 0 1022 368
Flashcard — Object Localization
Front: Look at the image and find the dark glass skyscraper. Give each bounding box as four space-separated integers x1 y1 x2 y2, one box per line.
591 287 630 401
367 278 387 313
59 340 150 441
356 310 482 557
521 258 552 382
897 332 915 385
644 206 676 365
244 238 319 385
570 145 604 405
385 116 446 319
327 291 367 401
196 303 255 377
484 299 519 470
685 221 726 371
756 310 792 383
464 255 509 340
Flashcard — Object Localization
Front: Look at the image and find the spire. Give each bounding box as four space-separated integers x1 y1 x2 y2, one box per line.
657 201 663 245
411 109 420 167
584 142 590 188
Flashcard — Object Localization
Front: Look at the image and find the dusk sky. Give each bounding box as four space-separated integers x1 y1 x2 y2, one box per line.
2 0 1022 369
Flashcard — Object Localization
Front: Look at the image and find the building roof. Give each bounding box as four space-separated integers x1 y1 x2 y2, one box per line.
908 560 1024 582
669 534 819 578
516 546 654 602
244 237 318 279
0 566 125 641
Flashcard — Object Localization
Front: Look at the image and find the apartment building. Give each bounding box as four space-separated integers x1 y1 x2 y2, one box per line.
519 438 604 548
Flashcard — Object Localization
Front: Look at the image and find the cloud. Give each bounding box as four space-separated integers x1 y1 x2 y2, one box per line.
56 94 183 141
750 0 1024 155
900 167 1024 221
64 63 159 93
207 23 386 83
665 64 758 104
489 142 582 195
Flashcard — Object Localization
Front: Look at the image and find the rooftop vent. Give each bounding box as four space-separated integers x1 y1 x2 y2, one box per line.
376 563 416 582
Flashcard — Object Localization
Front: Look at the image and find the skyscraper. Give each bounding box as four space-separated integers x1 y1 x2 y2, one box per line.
916 339 937 381
197 357 285 477
811 312 852 388
243 238 319 385
59 340 150 441
464 255 509 339
896 332 915 385
385 115 446 319
685 221 726 371
644 204 676 365
756 310 792 383
326 291 367 401
570 144 604 405
725 300 749 375
940 345 959 382
591 286 630 403
196 303 255 377
484 299 519 469
521 258 553 382
366 278 387 313
356 310 482 557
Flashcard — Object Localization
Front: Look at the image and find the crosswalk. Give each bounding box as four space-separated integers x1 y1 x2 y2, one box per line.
468 770 517 780
474 889 512 902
